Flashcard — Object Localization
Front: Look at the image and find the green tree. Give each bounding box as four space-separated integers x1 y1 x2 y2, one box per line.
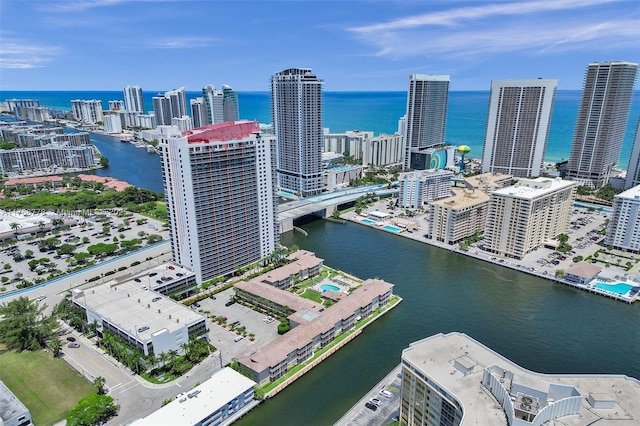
0 296 57 351
48 336 62 357
66 394 118 426
93 376 107 395
99 156 109 167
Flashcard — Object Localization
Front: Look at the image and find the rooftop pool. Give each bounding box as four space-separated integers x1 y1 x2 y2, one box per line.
594 282 635 295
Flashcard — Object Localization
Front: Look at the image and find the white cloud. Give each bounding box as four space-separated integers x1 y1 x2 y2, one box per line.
36 0 127 13
146 37 217 49
347 0 639 59
0 40 62 69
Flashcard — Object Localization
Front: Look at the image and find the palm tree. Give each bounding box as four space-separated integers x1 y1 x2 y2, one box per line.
167 349 179 374
180 342 191 361
93 376 106 394
37 220 45 230
9 222 21 235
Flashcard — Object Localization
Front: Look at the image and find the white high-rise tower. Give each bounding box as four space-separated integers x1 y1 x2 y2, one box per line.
123 85 145 113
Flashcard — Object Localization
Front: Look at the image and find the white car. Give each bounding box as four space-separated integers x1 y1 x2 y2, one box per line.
369 398 382 406
379 389 393 399
36 295 46 302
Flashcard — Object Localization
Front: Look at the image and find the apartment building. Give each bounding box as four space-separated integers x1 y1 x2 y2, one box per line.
625 118 640 189
399 169 453 208
484 178 576 259
428 188 490 245
605 185 640 252
158 121 278 284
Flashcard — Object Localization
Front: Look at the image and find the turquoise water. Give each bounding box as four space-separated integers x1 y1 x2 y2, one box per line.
594 282 634 295
383 225 402 233
3 90 639 168
361 219 375 225
320 284 340 292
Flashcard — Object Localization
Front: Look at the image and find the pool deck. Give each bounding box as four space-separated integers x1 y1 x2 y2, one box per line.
345 209 640 304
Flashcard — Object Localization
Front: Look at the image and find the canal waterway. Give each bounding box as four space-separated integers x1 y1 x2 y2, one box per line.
237 219 640 426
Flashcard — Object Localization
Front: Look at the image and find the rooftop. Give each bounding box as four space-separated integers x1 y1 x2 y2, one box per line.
430 188 490 210
464 172 513 190
133 367 256 425
183 120 260 143
0 380 30 423
402 333 640 425
565 262 602 278
493 177 576 200
72 280 204 341
235 280 320 313
260 250 323 284
615 184 640 201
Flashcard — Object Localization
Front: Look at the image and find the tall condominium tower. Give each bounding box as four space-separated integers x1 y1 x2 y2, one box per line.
158 121 278 284
625 117 640 189
481 79 557 178
403 74 449 170
271 67 324 197
190 97 207 128
202 85 224 125
153 87 188 126
71 99 103 124
567 61 638 188
222 84 240 122
123 85 145 113
605 185 640 252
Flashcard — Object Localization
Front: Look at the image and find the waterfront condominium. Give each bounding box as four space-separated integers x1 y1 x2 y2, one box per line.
625 117 640 189
481 79 557 178
271 68 324 197
398 169 453 208
403 74 449 170
605 185 640 252
222 84 240 122
123 85 145 113
567 61 638 188
483 177 576 259
71 99 103 124
400 332 640 426
202 84 224 125
153 87 188 126
428 188 490 245
190 97 208 128
158 121 278 284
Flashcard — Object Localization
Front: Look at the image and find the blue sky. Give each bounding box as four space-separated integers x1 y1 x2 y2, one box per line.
0 0 638 91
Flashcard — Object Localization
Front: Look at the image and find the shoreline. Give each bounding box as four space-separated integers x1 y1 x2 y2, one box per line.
341 209 639 304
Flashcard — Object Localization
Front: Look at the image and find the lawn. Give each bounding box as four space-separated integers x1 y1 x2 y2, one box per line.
0 349 94 425
300 289 322 303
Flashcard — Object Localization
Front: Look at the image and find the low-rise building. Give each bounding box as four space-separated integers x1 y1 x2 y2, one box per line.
324 165 363 191
400 332 640 426
428 188 490 245
134 367 256 426
236 278 394 385
258 250 323 290
71 280 207 356
0 380 32 426
565 262 602 285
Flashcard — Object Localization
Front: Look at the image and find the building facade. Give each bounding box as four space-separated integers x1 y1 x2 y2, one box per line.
190 97 208 129
123 85 145 113
202 84 224 125
108 100 124 111
403 74 449 170
222 84 240 122
71 99 103 124
159 121 278 284
363 133 404 167
481 79 557 178
484 178 576 259
625 118 640 189
153 87 187 126
103 114 122 134
399 169 453 208
272 68 324 197
567 61 638 188
428 188 490 245
605 185 640 252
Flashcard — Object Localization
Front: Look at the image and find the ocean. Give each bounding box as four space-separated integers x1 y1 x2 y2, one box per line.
2 90 639 168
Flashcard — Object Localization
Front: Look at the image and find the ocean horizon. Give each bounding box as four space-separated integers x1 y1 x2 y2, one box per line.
2 90 639 169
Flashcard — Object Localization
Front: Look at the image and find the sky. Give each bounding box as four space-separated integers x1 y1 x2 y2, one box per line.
0 0 639 92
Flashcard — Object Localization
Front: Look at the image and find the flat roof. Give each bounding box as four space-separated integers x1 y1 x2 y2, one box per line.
237 279 393 373
464 172 513 189
134 368 256 425
430 188 490 210
402 333 640 425
72 280 204 341
615 184 640 200
493 177 576 200
0 380 29 422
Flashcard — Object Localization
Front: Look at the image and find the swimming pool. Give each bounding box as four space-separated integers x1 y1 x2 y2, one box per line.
383 225 402 233
321 284 341 292
594 282 634 295
361 219 375 225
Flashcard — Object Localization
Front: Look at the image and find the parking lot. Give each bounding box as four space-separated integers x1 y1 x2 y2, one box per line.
197 288 281 364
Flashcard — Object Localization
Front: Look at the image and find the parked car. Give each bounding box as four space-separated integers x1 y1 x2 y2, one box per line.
66 336 76 342
369 398 382 406
379 389 393 399
234 336 243 342
209 295 216 300
149 272 158 277
67 343 80 348
168 265 175 270
152 297 161 302
365 402 378 411
137 326 149 332
134 278 141 283
225 300 236 307
194 303 201 308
